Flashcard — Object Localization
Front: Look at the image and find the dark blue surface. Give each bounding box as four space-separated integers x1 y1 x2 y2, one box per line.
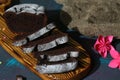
20 0 63 10
0 46 40 80
1 0 120 80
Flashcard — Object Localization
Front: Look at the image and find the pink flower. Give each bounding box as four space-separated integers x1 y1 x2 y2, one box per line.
109 50 120 69
94 35 114 58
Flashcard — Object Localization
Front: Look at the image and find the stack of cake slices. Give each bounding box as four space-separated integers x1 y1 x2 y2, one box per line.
3 4 81 74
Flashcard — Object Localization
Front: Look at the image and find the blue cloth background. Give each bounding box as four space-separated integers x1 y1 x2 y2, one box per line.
1 0 120 80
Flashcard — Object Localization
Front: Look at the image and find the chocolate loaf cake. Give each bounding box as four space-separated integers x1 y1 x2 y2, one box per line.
4 4 46 34
22 32 68 53
33 45 80 62
3 4 56 46
36 58 78 74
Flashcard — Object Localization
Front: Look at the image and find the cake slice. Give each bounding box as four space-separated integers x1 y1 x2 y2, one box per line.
22 32 68 53
12 23 55 46
37 32 68 52
36 58 78 74
33 45 80 62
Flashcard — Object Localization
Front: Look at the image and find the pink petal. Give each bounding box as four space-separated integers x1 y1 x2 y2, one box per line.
110 49 120 59
99 48 107 58
108 59 119 68
105 35 113 43
98 35 105 44
94 40 101 49
94 44 103 51
106 45 115 52
109 45 115 51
